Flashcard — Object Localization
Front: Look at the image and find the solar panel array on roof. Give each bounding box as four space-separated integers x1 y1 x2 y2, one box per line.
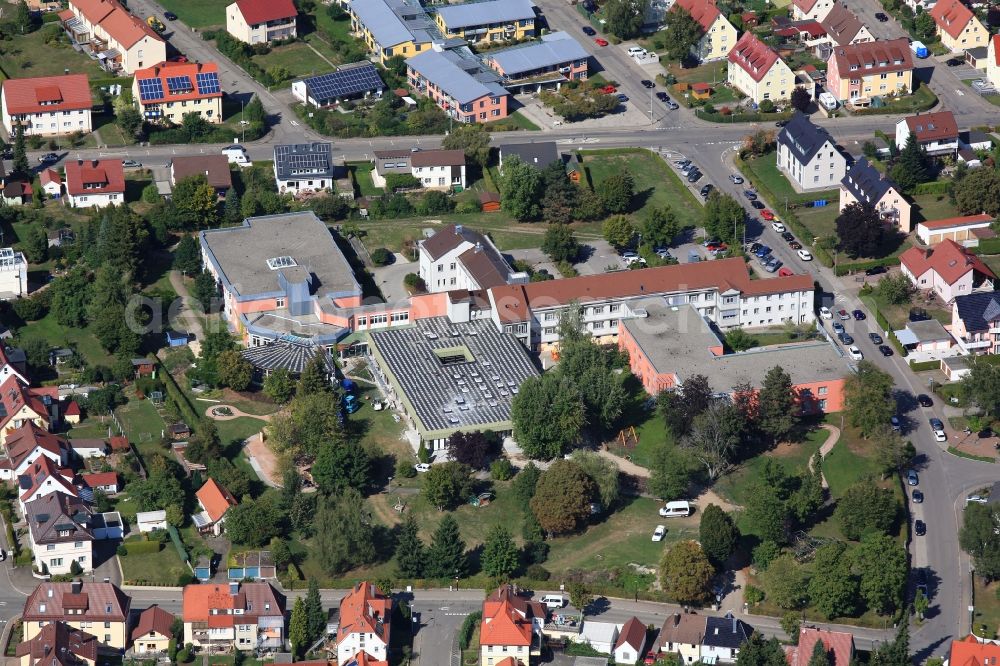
196 71 221 95
166 75 193 94
303 63 384 103
137 77 164 101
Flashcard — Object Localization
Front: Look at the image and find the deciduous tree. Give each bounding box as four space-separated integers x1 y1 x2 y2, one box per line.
173 236 202 275
263 369 295 403
762 554 809 609
441 123 490 166
542 224 580 263
852 532 907 614
497 156 543 221
447 431 496 470
835 203 884 259
836 480 898 540
703 192 745 244
530 460 596 536
172 174 218 229
191 270 217 313
663 7 703 61
570 450 620 509
642 206 680 248
959 501 1000 580
298 354 334 395
844 361 895 438
954 168 1000 217
597 172 635 214
511 373 585 459
683 401 746 480
216 349 253 391
421 461 474 510
659 540 715 605
311 440 372 495
743 482 789 544
603 0 649 39
807 541 860 619
758 366 797 443
790 88 811 113
648 442 698 500
602 215 636 249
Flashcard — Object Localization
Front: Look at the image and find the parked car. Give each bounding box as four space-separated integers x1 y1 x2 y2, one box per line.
819 306 832 319
751 200 765 209
415 463 431 473
838 309 850 320
915 519 926 536
656 92 669 102
837 332 854 345
891 415 902 431
122 159 142 168
761 209 775 221
743 190 757 200
852 309 866 320
778 267 794 277
869 332 884 345
797 249 813 261
617 94 629 102
602 84 618 94
730 174 744 184
754 245 771 258
929 417 945 432
865 265 887 276
667 101 679 110
967 495 989 504
748 242 762 253
764 260 782 273
917 394 933 407
879 345 893 356
788 241 802 250
912 490 924 503
164 10 178 19
38 152 59 164
771 221 786 233
848 345 863 360
780 231 794 241
675 159 691 168
934 430 947 442
875 11 888 20
652 525 667 542
907 469 919 486
641 79 655 88
832 321 845 334
700 184 714 197
687 170 702 183
595 38 609 46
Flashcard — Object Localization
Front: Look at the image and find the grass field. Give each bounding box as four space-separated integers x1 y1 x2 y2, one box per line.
820 422 886 497
154 0 227 28
742 154 838 205
492 110 542 131
349 162 384 197
215 416 267 448
911 191 961 225
580 148 703 228
973 577 1000 639
251 42 329 85
119 541 189 586
0 25 109 80
17 311 113 367
716 426 827 506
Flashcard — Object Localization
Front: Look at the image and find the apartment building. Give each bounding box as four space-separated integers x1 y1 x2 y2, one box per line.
226 0 297 45
825 39 913 103
671 0 737 62
0 247 28 298
839 157 913 231
727 32 795 102
348 0 435 64
486 257 815 351
418 224 522 292
406 47 510 123
1 74 92 137
64 159 125 208
337 582 392 665
433 0 536 44
776 112 847 190
484 32 589 91
895 111 959 156
182 582 285 651
22 581 131 651
132 62 223 125
16 622 97 666
929 0 988 52
62 0 165 74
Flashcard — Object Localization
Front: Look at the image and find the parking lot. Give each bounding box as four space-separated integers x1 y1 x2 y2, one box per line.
507 238 625 277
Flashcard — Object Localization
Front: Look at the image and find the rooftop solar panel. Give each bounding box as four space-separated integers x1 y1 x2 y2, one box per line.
137 77 164 101
166 75 193 93
302 63 384 103
196 71 221 95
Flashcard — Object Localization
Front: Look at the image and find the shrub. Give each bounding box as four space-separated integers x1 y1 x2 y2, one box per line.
395 457 417 478
490 458 514 481
371 248 392 266
752 540 781 570
457 611 482 650
403 272 426 293
116 544 128 557
744 584 765 605
525 564 551 581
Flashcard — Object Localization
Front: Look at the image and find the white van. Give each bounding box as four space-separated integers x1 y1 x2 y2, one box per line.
658 500 691 518
540 594 567 609
627 46 646 57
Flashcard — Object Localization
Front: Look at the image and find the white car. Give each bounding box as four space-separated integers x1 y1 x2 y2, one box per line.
797 249 813 261
414 463 431 473
820 306 833 320
771 221 786 233
652 525 667 542
934 430 947 443
848 345 863 360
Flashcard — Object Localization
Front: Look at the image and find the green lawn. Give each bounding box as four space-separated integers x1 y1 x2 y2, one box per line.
119 541 189 586
795 203 839 242
17 311 113 367
743 154 839 205
973 577 1000 639
116 397 168 448
859 291 951 331
0 24 109 80
492 110 542 131
215 416 267 448
349 162 384 197
154 0 227 28
911 191 961 225
865 81 938 115
251 42 329 85
716 426 827 506
820 423 885 498
579 148 703 228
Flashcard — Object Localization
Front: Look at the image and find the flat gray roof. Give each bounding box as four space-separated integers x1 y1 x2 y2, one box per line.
622 300 849 391
349 0 435 47
406 48 506 104
487 32 589 76
369 317 539 439
435 0 536 28
200 212 360 301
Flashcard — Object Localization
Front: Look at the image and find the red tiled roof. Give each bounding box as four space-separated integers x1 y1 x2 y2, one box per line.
494 660 525 666
3 422 66 470
63 401 80 416
58 8 75 21
16 621 98 663
993 34 1000 67
904 111 958 143
900 238 996 286
108 435 129 451
0 375 52 432
829 38 913 80
234 0 297 25
339 582 392 646
786 628 855 666
40 168 62 186
484 585 546 624
182 584 234 623
671 0 721 32
69 0 116 26
792 0 818 13
131 605 175 642
80 471 119 489
615 616 647 652
64 159 125 196
728 32 781 82
929 0 975 40
100 5 160 47
480 598 532 647
23 582 130 623
949 635 1000 666
919 213 993 230
134 61 223 106
196 478 237 523
2 74 91 116
19 454 77 502
342 654 389 666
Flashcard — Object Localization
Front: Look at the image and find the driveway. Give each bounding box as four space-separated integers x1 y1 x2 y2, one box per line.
507 239 623 277
371 254 416 306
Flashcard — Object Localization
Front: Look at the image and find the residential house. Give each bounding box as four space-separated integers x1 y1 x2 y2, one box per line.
0 375 59 446
0 344 29 386
170 155 233 197
791 0 834 22
480 596 535 666
893 319 954 357
61 0 166 74
418 224 523 292
433 0 536 44
619 300 847 413
132 62 223 125
40 169 62 197
0 422 69 481
839 157 913 231
0 247 27 298
192 478 237 535
484 32 589 92
291 62 384 107
652 613 706 664
818 4 874 48
498 142 560 170
24 493 93 574
613 617 648 665
371 148 467 190
947 634 1000 666
130 605 175 654
900 239 995 303
701 614 753 663
727 32 795 103
63 402 81 425
273 143 338 193
64 159 126 208
776 111 847 190
988 35 1000 90
182 582 286 651
825 39 913 103
951 292 1000 354
22 581 131 651
930 0 988 53
66 439 107 460
916 214 994 245
17 455 78 514
16 621 97 666
406 47 510 123
136 510 168 533
1 74 92 136
78 471 121 495
578 621 619 653
895 111 959 155
226 0 297 44
785 628 855 666
337 582 392 665
347 0 435 65
670 0 737 62
1 181 33 206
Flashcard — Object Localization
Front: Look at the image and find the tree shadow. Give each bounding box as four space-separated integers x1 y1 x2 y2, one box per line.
629 187 654 214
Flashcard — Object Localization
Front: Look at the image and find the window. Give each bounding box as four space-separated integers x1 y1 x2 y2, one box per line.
610 304 620 312
818 386 828 395
276 297 285 308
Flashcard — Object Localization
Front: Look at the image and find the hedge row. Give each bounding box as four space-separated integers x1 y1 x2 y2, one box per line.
833 256 901 277
156 357 199 428
909 359 941 371
912 181 951 195
121 540 163 555
457 611 482 650
973 238 1000 255
696 109 793 124
167 525 190 563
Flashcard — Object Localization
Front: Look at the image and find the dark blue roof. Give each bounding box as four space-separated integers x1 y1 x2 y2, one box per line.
702 614 753 649
840 157 898 204
954 292 1000 332
777 112 833 165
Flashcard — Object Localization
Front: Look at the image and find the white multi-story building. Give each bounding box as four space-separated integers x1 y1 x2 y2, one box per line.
418 224 526 293
372 148 467 190
776 112 847 190
0 248 27 298
62 0 166 74
64 159 126 209
1 74 92 137
226 0 297 44
336 582 391 665
24 493 95 575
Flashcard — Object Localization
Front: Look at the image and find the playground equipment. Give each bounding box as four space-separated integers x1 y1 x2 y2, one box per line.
468 492 494 508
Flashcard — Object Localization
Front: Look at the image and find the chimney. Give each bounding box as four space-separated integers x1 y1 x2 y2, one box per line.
71 579 82 594
475 241 482 253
